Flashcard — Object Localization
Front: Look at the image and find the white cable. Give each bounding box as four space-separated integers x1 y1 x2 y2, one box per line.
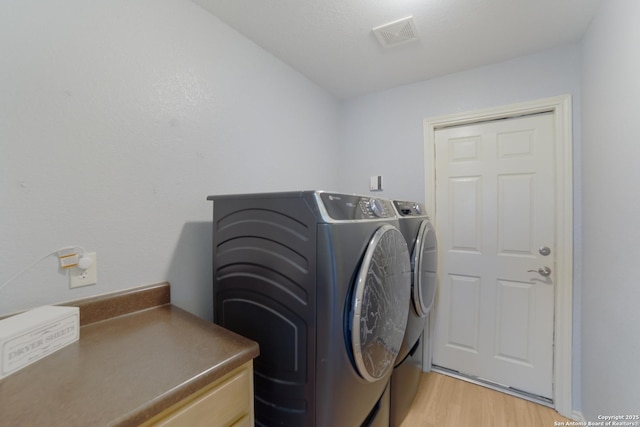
0 246 87 293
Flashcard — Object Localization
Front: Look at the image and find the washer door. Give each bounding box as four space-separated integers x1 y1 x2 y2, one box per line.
351 224 411 383
412 220 438 317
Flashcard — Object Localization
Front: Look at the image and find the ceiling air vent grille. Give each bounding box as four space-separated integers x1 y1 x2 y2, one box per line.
373 16 419 48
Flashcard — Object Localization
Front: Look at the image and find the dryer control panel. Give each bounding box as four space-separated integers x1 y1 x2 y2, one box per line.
393 200 427 217
319 192 395 221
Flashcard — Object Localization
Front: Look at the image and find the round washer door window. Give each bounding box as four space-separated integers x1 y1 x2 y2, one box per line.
412 220 438 317
351 224 411 383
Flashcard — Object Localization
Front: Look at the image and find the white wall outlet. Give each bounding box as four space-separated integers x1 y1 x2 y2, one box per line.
369 175 383 191
69 252 97 288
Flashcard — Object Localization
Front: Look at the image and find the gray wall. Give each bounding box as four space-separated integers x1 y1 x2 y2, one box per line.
581 0 640 419
0 0 340 320
337 44 582 202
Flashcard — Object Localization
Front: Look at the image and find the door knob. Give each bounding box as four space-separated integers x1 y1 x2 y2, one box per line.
528 266 552 277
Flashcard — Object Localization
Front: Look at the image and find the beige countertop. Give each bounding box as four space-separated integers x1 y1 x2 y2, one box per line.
0 283 259 426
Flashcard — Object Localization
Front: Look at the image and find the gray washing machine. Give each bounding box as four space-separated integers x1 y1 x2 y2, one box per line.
389 200 438 427
208 191 412 427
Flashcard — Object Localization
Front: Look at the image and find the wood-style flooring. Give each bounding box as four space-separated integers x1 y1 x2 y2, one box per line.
399 372 573 427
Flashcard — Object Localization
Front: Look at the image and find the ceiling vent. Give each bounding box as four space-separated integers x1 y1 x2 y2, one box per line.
373 16 419 49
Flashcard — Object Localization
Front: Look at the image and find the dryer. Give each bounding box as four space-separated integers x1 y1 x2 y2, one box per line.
389 200 438 427
208 191 412 427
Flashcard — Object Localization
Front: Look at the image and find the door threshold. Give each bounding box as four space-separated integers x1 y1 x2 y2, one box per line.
431 365 554 408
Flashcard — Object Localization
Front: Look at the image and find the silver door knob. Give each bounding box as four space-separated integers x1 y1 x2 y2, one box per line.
528 266 552 277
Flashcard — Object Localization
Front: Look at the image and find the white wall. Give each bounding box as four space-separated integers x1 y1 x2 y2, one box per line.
338 44 581 202
0 0 340 320
581 0 640 419
338 44 584 411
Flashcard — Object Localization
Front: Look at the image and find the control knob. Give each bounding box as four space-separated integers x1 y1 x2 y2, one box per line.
369 199 385 217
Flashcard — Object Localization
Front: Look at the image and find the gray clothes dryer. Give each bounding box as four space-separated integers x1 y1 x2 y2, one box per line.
208 191 412 427
389 200 438 427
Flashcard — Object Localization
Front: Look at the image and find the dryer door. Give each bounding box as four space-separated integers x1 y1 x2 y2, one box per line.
412 220 438 317
351 224 411 383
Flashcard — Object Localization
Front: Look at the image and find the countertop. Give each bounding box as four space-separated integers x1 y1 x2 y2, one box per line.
0 283 259 426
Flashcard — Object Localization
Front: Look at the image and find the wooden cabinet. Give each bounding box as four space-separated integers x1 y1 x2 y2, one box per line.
141 361 254 427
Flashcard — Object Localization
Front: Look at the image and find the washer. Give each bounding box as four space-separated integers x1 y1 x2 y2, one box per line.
208 191 412 427
389 200 438 427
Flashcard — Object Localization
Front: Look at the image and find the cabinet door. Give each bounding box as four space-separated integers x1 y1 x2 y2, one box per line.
146 362 254 427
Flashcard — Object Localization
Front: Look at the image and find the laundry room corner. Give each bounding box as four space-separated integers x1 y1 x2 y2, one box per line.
166 221 214 322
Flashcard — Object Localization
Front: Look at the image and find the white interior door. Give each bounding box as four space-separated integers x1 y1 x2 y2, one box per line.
432 112 555 399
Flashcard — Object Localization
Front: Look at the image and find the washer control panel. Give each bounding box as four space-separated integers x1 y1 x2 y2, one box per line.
319 192 395 220
360 198 386 218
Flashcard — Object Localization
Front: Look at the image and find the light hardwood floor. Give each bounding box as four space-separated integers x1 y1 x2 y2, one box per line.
399 372 573 427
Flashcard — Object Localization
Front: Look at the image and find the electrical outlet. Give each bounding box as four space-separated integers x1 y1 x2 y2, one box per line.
69 252 97 288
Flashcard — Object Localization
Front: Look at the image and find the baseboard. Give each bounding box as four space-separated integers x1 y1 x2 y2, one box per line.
572 411 586 422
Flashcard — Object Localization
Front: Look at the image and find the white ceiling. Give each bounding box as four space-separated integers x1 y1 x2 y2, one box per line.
194 0 602 99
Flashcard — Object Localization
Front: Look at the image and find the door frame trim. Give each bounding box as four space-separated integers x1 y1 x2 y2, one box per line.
423 94 573 417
